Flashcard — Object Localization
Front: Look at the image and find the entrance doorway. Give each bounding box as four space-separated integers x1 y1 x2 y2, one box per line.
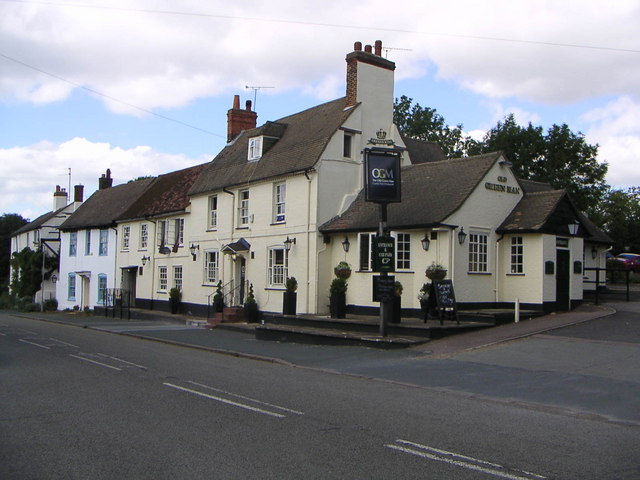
234 256 246 305
121 267 138 307
556 249 571 311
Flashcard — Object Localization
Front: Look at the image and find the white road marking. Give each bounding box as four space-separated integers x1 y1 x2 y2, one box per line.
164 383 286 418
49 337 79 348
386 439 546 480
18 339 50 349
188 381 304 415
69 354 122 371
96 353 147 370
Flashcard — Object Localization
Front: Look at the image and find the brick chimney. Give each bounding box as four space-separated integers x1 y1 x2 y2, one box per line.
227 95 257 143
345 40 396 108
74 184 84 203
53 185 68 210
98 169 113 190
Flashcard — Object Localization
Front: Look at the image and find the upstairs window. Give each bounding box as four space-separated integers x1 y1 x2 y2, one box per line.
175 218 184 246
238 189 250 227
273 182 286 223
99 229 108 256
122 225 130 251
69 232 77 257
140 223 148 249
85 230 91 255
343 133 353 158
208 195 218 229
248 137 263 161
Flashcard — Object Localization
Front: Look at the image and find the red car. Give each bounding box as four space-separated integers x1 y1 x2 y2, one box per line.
614 253 640 273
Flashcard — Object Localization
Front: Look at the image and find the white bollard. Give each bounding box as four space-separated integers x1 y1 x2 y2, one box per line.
514 298 520 323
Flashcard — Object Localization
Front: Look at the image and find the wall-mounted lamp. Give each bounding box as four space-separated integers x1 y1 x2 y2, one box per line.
51 274 58 284
284 236 296 252
341 237 350 252
189 243 199 261
141 255 151 266
421 234 431 251
568 221 580 236
458 227 467 245
591 246 598 259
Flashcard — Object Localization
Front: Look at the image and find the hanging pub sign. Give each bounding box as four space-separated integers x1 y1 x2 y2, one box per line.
372 235 395 272
364 148 401 203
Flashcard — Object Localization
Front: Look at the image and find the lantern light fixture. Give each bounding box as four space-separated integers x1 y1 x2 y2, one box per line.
458 227 467 245
421 234 430 251
189 243 199 261
341 237 350 252
284 236 296 252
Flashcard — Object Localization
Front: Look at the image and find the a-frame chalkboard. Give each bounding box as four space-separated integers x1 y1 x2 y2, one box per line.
425 280 458 325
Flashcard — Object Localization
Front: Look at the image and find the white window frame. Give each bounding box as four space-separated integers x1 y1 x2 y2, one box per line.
273 182 286 223
468 232 489 273
173 265 183 291
267 247 287 288
122 225 130 251
174 218 184 247
510 236 524 274
69 232 77 257
204 250 220 284
238 189 250 227
99 229 108 256
359 233 375 271
140 223 148 249
157 220 169 247
248 136 263 161
158 266 168 291
395 232 411 270
208 195 218 230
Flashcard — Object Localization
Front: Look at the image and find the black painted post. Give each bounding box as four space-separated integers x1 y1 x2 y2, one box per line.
379 203 389 337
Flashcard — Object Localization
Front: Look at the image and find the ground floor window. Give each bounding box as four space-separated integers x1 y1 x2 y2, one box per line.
68 273 76 301
97 274 107 304
205 251 219 284
510 236 524 274
268 247 287 287
359 233 374 271
469 233 489 273
173 265 183 290
159 266 168 291
396 233 411 270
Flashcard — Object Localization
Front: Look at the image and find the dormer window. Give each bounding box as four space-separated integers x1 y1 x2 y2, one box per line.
248 136 263 162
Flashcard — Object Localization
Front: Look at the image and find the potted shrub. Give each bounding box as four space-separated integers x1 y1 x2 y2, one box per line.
425 262 447 281
391 281 403 323
329 277 347 319
283 276 297 315
244 283 259 323
418 282 431 321
213 281 225 313
334 261 352 279
169 287 181 314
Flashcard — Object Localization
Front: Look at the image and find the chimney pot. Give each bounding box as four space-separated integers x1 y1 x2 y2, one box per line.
246 100 252 111
99 169 113 190
227 95 257 143
354 41 362 51
365 44 372 53
74 184 84 203
233 94 240 109
374 40 382 56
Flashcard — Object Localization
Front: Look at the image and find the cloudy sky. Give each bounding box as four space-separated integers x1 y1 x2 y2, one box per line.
1 0 639 221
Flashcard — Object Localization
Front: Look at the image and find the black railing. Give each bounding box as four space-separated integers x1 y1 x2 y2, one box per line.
105 288 131 319
583 267 630 304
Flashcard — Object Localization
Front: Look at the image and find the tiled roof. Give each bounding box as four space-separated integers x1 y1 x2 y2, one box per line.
498 190 567 233
320 152 502 232
118 163 207 221
518 179 555 193
12 206 66 235
189 97 355 195
60 178 155 231
401 135 446 164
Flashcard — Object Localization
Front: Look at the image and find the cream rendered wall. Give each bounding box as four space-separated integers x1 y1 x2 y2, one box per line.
115 220 154 302
499 234 545 305
583 245 606 291
446 160 523 304
570 236 585 302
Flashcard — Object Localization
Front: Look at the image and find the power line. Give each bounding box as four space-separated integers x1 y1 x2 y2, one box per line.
0 52 224 138
2 0 639 54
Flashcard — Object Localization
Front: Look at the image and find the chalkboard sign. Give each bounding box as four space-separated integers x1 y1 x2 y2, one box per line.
372 275 395 302
425 280 458 324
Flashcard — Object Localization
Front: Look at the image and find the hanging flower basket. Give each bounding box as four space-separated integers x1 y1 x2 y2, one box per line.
425 262 447 281
334 261 352 279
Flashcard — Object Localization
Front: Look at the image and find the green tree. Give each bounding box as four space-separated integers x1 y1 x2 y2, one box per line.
393 95 478 158
591 187 640 254
0 213 28 294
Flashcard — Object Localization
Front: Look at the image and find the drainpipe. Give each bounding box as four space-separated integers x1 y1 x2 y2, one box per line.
305 169 312 313
495 234 504 305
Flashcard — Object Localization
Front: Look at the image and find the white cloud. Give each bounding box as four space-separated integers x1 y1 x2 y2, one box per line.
0 138 203 220
582 96 640 189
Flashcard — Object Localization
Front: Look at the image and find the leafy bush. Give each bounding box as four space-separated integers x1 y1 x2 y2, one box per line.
43 298 58 311
329 277 347 295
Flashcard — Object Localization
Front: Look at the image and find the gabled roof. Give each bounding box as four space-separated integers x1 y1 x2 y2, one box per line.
189 97 356 195
60 178 155 231
320 152 502 232
118 163 207 221
497 190 568 234
12 206 67 235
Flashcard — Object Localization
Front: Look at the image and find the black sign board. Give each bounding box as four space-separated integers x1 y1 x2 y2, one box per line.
425 280 458 324
364 149 401 203
372 235 395 272
372 275 395 302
